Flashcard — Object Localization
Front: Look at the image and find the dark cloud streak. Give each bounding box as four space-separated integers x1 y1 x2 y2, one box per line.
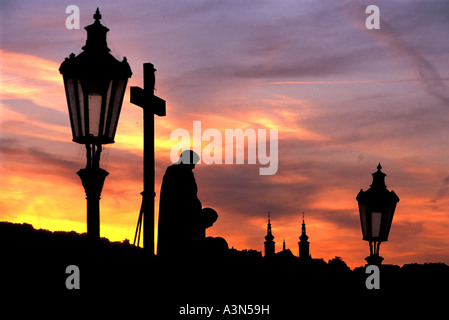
1 99 68 127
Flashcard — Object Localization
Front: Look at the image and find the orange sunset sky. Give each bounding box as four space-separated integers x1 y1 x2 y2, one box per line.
1 0 449 269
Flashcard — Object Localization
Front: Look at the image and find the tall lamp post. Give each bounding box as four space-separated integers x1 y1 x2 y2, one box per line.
59 8 132 240
356 163 399 265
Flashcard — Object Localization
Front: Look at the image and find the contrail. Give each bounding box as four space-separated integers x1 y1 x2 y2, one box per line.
257 78 449 86
340 0 449 106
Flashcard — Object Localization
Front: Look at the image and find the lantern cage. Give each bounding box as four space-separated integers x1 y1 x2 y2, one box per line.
59 8 132 145
356 163 399 262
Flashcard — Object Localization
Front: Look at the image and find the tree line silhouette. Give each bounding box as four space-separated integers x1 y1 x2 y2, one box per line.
1 221 448 317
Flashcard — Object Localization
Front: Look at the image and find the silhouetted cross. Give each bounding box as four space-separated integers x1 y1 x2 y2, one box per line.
130 63 166 253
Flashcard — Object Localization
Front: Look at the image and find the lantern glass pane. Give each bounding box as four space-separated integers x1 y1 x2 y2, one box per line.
77 80 85 137
359 202 368 238
65 77 79 138
102 80 113 136
384 202 397 240
88 94 102 137
371 212 382 238
108 79 126 139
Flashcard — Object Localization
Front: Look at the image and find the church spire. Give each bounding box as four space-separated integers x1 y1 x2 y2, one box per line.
298 212 311 261
264 211 275 257
267 211 272 234
300 212 308 240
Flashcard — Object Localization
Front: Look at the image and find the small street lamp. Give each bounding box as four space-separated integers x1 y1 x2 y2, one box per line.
59 8 132 240
356 163 399 265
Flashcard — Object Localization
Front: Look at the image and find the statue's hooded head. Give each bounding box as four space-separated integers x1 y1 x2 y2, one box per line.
176 150 200 169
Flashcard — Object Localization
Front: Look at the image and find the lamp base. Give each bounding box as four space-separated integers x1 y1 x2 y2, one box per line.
365 255 384 266
77 166 109 241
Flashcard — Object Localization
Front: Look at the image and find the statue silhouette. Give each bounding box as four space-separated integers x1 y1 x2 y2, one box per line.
157 150 206 257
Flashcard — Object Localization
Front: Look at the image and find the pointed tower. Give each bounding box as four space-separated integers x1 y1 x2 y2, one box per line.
264 212 275 257
298 212 311 261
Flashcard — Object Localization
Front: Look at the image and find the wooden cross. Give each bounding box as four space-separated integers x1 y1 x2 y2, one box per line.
130 63 166 253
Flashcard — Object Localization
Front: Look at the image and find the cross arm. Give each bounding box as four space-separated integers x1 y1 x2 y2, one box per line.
130 86 166 117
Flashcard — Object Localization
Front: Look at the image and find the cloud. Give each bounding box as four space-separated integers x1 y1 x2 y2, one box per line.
0 49 65 111
0 137 78 175
230 47 371 80
1 99 67 127
341 0 449 106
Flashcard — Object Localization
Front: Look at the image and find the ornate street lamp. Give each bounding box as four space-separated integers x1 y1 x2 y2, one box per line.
59 8 132 240
356 163 399 265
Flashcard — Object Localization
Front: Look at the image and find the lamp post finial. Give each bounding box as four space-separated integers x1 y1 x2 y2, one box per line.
94 8 102 22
